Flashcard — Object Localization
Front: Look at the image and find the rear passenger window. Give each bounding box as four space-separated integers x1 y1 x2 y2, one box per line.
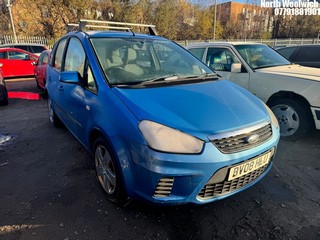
53 39 67 71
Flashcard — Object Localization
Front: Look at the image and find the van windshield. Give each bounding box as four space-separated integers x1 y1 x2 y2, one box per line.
90 38 214 85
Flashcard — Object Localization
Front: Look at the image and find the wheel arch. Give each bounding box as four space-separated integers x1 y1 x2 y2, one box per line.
89 128 133 197
89 128 105 155
266 90 315 138
266 91 311 109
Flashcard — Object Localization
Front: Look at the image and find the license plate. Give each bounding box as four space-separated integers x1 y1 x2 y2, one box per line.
228 151 272 181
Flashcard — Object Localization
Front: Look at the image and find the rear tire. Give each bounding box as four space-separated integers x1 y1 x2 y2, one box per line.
47 97 62 127
269 98 314 140
93 137 125 204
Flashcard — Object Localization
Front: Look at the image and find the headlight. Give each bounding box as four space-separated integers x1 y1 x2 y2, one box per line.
138 120 204 154
263 102 279 129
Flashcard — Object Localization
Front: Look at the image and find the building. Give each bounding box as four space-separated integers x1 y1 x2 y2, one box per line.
215 1 274 39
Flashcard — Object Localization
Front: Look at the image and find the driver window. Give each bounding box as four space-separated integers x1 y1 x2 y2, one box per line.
8 51 26 60
42 53 49 65
64 38 86 77
206 48 239 72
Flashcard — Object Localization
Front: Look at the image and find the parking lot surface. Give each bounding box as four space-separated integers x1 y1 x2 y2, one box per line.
0 79 319 240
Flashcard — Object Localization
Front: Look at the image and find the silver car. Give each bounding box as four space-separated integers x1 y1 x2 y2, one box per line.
186 42 320 139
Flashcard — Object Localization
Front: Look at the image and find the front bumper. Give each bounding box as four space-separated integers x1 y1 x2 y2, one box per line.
119 125 279 205
311 106 320 130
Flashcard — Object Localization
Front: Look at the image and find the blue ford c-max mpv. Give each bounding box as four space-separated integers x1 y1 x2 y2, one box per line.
46 20 280 205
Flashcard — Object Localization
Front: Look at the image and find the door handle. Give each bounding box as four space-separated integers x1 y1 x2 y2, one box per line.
58 85 64 92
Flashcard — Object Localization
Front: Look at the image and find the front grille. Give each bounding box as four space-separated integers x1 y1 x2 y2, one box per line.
197 161 270 200
153 177 174 197
210 123 272 154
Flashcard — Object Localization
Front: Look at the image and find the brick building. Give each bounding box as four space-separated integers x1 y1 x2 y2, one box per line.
215 1 274 38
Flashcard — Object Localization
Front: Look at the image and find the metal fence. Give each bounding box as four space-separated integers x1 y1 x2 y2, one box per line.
1 35 319 48
0 35 49 46
177 38 320 47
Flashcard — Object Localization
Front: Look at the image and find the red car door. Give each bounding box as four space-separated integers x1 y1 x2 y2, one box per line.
0 48 38 78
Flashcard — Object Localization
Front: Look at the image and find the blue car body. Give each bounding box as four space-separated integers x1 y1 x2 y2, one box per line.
46 26 280 205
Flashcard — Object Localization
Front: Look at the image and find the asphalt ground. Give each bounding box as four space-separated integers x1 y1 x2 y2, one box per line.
0 79 319 240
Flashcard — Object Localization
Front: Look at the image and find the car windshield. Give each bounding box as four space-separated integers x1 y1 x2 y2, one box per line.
234 44 291 70
90 38 214 86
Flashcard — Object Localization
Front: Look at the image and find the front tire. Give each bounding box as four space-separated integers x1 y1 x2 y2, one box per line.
269 98 314 140
35 78 41 89
93 137 125 203
0 92 8 106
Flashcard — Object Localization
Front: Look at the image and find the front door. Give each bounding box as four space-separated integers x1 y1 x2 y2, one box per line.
205 47 250 90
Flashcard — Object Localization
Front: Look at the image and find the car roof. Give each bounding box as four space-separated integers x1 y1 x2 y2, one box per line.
186 42 265 48
277 44 320 48
0 47 38 55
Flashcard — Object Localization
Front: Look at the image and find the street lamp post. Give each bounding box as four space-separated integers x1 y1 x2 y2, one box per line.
7 0 17 43
213 0 217 41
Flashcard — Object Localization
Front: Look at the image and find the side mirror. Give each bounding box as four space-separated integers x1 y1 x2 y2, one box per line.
231 63 242 73
60 71 81 85
24 55 31 60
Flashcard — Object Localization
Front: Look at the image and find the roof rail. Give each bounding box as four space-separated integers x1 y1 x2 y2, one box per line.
67 19 158 36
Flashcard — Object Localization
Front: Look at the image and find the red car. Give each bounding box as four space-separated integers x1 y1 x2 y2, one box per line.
34 50 51 89
0 47 38 78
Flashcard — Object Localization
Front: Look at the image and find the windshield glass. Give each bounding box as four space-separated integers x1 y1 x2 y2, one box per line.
90 38 213 85
234 44 291 70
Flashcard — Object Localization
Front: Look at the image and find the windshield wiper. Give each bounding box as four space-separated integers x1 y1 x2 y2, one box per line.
110 76 176 87
142 73 218 85
185 73 218 79
114 73 218 88
254 63 292 70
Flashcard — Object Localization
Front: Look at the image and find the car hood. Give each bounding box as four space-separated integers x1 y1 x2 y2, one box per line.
112 80 269 140
256 64 320 82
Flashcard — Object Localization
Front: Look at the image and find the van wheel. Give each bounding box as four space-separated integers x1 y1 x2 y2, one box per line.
47 97 62 127
269 98 313 140
93 137 125 203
